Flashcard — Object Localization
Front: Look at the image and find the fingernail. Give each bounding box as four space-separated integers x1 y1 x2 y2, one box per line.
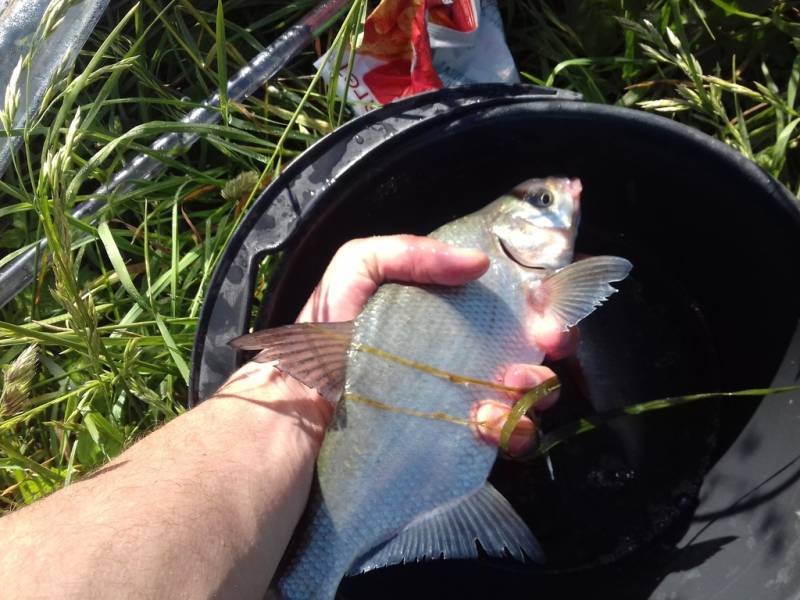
457 247 487 258
507 365 542 390
474 402 507 437
454 249 490 277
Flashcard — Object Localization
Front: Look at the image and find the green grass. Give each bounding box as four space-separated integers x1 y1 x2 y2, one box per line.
0 0 798 514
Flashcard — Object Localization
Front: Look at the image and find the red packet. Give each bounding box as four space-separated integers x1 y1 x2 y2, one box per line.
318 0 518 114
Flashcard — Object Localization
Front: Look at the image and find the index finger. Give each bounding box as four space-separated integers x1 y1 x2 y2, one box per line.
339 234 489 286
298 235 489 323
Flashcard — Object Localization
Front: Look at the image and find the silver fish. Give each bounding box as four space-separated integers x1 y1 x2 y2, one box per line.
231 177 632 599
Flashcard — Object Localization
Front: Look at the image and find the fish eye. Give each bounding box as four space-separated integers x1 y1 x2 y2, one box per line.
526 190 553 208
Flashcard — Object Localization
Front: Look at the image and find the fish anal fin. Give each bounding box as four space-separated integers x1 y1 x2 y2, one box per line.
531 255 633 331
347 482 544 575
228 321 354 404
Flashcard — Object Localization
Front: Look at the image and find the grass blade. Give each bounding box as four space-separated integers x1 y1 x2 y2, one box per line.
534 385 800 459
97 221 147 308
215 0 229 125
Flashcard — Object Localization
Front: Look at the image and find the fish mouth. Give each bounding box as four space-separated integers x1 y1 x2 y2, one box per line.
566 177 582 206
497 236 547 271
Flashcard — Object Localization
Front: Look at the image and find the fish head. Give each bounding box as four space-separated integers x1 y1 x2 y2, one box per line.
487 177 581 271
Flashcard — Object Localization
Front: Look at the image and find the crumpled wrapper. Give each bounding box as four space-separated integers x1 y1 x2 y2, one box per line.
318 0 519 114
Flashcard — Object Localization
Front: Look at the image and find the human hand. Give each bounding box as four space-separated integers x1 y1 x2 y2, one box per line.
296 234 576 456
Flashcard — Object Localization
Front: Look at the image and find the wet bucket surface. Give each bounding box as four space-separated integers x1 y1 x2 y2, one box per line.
190 86 800 598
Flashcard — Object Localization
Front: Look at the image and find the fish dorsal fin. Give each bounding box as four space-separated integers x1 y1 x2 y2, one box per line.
347 482 544 575
531 256 633 330
228 321 354 403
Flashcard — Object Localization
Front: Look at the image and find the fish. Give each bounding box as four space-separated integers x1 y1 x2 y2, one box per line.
230 176 632 599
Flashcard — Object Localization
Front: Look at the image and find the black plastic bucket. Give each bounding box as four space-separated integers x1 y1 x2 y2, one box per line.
189 84 800 599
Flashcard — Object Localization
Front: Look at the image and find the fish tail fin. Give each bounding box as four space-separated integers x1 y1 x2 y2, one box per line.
229 321 354 403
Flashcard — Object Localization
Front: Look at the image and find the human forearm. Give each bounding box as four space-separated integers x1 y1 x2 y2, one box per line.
0 365 325 599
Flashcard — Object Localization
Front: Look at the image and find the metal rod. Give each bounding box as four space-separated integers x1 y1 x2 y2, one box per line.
0 0 352 309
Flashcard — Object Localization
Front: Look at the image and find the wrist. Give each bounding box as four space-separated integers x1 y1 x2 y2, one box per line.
211 361 333 447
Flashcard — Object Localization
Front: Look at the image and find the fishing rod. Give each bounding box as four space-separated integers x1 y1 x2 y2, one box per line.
0 0 353 309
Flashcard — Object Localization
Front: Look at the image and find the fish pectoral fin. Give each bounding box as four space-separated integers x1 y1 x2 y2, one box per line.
533 255 633 330
228 321 354 404
347 482 544 576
